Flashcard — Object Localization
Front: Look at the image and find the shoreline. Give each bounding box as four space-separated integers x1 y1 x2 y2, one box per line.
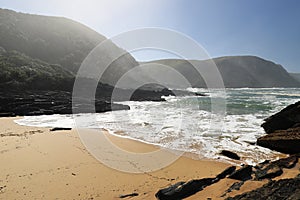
1 117 299 199
14 114 286 167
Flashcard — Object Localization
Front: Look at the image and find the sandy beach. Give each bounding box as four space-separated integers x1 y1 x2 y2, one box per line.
0 117 299 200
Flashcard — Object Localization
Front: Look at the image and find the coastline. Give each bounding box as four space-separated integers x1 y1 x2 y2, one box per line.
0 117 299 199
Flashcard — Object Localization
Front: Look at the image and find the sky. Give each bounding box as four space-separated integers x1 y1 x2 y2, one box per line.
0 0 300 72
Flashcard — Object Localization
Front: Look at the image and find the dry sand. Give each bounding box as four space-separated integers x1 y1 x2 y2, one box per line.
0 117 299 200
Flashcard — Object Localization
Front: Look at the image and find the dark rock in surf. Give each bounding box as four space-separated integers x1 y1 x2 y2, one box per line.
195 92 208 96
220 150 241 160
50 127 72 132
257 101 300 154
261 101 300 134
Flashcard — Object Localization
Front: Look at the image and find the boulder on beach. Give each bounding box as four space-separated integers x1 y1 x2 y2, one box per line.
155 166 238 200
226 177 300 200
257 127 300 154
228 165 253 181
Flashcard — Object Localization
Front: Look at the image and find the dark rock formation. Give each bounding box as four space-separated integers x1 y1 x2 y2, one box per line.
228 165 253 181
0 91 130 117
0 112 15 117
257 127 300 154
195 92 208 97
155 166 237 200
119 193 139 198
155 178 216 200
220 150 241 160
50 128 72 131
270 155 298 169
130 88 173 101
0 82 183 117
216 166 236 180
226 177 300 200
261 101 300 134
257 101 300 154
254 155 298 180
222 181 245 197
155 155 299 200
255 165 283 180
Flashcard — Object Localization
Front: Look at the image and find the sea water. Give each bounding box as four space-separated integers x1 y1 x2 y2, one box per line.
15 88 300 164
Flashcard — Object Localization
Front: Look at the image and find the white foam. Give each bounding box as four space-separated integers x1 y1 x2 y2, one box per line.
14 88 300 164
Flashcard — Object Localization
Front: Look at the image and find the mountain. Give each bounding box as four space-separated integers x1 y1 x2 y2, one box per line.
0 8 298 90
0 8 139 87
0 8 103 73
290 73 300 83
143 56 300 88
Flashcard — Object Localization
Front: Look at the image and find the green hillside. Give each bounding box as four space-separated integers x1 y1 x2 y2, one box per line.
0 49 74 91
0 8 103 74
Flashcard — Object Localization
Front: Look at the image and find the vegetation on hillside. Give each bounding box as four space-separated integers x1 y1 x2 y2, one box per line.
0 48 74 91
0 8 104 74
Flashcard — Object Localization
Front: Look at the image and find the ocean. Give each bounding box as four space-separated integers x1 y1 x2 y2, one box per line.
15 88 300 165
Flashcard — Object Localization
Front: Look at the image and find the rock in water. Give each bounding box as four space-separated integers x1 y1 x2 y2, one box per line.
50 127 72 131
257 101 300 154
261 101 300 134
220 150 241 160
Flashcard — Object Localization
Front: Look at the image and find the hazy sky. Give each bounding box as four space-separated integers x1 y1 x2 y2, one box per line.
1 0 299 72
